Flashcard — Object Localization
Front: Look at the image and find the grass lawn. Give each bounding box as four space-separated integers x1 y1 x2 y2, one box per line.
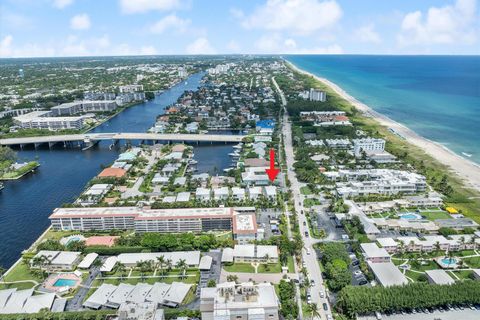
258 263 282 273
0 282 36 290
3 262 41 283
223 263 255 273
463 257 480 268
405 270 426 282
95 274 199 286
303 198 320 208
419 211 452 220
300 186 313 195
410 260 440 272
449 270 473 280
287 256 295 273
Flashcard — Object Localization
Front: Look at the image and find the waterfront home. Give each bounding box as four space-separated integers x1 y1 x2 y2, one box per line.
173 177 187 186
31 251 82 271
98 167 127 179
255 119 275 135
196 187 211 201
242 168 270 186
152 173 169 185
79 184 112 206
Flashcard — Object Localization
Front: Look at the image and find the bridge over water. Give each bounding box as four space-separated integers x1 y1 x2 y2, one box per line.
0 132 246 149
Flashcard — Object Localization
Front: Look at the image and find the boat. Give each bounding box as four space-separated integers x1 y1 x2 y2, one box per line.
188 159 198 165
223 168 234 173
233 143 243 149
228 152 240 158
0 183 4 192
462 152 473 158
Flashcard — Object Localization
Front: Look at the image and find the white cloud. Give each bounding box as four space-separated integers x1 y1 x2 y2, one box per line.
119 0 181 14
254 33 342 54
140 46 157 55
70 13 91 30
186 37 216 54
149 14 191 34
227 40 240 52
241 0 342 34
52 0 74 9
0 35 14 57
398 0 478 46
354 24 381 43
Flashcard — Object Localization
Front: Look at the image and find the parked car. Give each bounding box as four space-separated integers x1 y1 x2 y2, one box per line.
323 303 328 311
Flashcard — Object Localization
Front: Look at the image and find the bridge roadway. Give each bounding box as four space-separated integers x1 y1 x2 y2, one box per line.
0 132 246 146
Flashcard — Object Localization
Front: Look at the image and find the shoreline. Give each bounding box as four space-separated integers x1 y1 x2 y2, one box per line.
285 60 480 191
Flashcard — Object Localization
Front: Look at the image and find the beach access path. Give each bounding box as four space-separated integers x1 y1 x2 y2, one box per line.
286 61 480 191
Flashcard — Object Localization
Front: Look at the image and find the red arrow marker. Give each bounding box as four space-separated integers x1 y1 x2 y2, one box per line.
265 148 280 182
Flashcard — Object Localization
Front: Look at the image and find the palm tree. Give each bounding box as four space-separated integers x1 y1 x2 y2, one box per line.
166 259 173 273
156 255 165 277
175 259 187 279
117 262 127 280
306 303 321 320
459 236 466 250
227 275 239 283
435 241 441 254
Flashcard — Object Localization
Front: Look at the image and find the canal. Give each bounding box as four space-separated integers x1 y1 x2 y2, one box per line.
0 72 234 268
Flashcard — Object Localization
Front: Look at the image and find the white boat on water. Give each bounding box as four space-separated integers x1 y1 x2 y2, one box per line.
233 143 243 149
462 152 473 158
229 151 240 157
0 183 4 191
223 168 234 173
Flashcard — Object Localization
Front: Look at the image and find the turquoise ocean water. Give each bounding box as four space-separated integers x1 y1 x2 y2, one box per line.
285 55 480 164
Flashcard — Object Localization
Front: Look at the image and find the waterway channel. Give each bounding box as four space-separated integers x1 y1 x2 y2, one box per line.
0 72 235 267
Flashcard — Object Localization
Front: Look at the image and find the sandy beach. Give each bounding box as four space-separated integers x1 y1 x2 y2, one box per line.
286 61 480 191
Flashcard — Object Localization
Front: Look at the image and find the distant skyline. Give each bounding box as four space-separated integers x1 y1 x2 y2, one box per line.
0 0 479 58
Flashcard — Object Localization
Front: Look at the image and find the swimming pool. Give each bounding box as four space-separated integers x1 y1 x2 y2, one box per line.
53 278 78 287
441 258 457 265
399 212 422 220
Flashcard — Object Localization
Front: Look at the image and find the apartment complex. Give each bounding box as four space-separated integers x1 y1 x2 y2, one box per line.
13 110 88 130
352 138 386 157
325 169 426 197
51 100 117 116
49 207 260 239
200 282 279 320
299 88 327 102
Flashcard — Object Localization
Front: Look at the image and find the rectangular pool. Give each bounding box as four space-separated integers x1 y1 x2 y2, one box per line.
53 278 77 287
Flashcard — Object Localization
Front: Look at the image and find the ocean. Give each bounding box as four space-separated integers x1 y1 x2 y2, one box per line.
285 55 480 164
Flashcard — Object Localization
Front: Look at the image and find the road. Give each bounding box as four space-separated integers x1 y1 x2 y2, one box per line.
0 132 245 146
273 76 332 320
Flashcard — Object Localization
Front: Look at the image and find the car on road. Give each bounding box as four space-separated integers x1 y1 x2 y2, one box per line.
319 290 325 298
354 270 363 277
323 303 328 311
305 231 309 237
306 248 311 255
303 221 307 226
311 280 315 286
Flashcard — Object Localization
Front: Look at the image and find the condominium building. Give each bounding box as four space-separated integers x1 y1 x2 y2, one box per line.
51 100 118 116
119 84 144 93
352 138 386 157
13 110 88 130
325 169 426 197
200 282 279 320
299 88 327 102
49 207 260 239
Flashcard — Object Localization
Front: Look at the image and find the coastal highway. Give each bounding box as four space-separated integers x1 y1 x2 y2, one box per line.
273 76 332 320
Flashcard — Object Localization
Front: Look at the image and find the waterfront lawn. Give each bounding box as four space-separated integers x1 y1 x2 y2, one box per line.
223 263 255 273
3 262 41 284
0 282 36 290
258 263 282 274
0 161 39 180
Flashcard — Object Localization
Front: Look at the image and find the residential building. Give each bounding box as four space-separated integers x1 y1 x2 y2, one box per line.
200 282 279 320
425 270 455 285
232 245 278 263
353 138 386 157
31 251 81 271
360 243 391 263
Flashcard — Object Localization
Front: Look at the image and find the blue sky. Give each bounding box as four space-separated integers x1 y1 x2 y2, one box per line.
1 0 479 57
